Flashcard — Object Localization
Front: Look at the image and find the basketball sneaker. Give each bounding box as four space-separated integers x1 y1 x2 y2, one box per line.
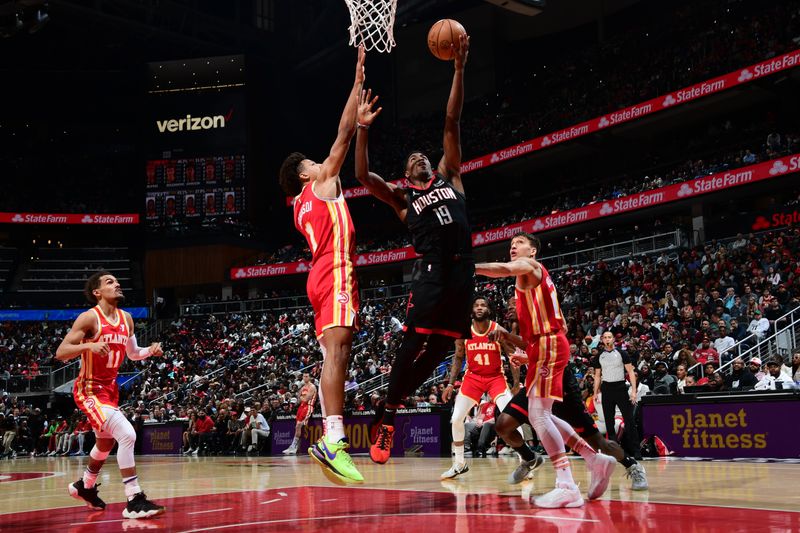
440 462 469 480
369 424 394 464
587 453 617 500
122 492 166 519
309 436 364 484
626 463 649 490
533 482 584 508
282 445 298 455
68 479 106 510
507 454 545 485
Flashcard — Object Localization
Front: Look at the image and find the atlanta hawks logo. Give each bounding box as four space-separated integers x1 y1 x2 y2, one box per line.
84 398 96 410
337 291 350 304
539 366 550 377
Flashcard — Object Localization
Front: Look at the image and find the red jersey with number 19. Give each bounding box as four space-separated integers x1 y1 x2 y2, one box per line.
74 307 129 417
515 264 566 342
293 181 359 337
465 321 503 377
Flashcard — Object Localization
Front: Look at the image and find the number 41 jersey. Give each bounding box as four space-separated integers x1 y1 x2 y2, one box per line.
404 174 472 259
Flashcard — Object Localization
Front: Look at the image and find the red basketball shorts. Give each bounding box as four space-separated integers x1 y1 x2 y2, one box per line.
306 258 360 338
296 402 311 424
459 373 509 404
525 332 569 401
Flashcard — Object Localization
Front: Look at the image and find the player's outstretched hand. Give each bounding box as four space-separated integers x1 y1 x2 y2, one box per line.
357 88 382 127
355 44 366 84
454 33 469 70
89 342 110 355
149 342 164 357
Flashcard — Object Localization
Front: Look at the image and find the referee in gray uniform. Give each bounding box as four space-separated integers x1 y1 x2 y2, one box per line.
592 331 641 459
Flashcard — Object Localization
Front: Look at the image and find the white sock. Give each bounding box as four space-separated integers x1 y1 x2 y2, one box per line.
122 475 141 500
325 415 345 442
454 444 465 465
291 437 299 448
83 467 99 489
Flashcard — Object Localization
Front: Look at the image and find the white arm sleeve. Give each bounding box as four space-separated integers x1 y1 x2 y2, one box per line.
126 334 152 360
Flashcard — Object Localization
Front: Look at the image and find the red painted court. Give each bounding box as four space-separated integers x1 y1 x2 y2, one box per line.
1 483 798 532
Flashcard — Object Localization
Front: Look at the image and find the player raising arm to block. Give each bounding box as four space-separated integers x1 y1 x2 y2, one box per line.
278 46 366 484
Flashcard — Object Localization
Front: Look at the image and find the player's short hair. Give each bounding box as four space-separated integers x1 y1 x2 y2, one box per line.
513 232 541 253
403 150 427 172
279 152 307 197
471 294 494 318
84 270 113 305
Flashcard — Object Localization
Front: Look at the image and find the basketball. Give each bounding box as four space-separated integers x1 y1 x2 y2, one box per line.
427 19 466 60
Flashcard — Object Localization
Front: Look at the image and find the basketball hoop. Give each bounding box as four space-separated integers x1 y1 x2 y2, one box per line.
344 0 397 53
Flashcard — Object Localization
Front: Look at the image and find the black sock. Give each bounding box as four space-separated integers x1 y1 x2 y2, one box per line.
383 408 397 427
620 455 637 468
514 444 537 462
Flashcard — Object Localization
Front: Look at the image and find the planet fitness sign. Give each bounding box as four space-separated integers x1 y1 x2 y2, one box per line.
643 400 800 459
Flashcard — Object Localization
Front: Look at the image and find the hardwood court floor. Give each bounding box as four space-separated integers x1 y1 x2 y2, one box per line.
1 454 798 532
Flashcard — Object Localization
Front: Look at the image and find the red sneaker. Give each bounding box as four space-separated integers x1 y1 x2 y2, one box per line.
369 424 394 464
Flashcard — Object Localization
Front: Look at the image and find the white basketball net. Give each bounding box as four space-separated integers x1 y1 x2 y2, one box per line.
344 0 397 53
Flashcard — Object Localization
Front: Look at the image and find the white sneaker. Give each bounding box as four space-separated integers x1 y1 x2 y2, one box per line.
247 445 254 453
498 446 515 456
191 449 198 456
588 453 617 500
440 462 469 480
626 463 649 490
282 446 297 455
533 483 584 508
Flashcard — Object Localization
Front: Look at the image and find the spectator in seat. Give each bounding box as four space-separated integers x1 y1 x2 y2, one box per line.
468 397 497 457
67 415 91 456
772 354 794 380
683 375 697 390
38 418 57 456
697 363 717 386
182 411 196 454
792 351 800 384
16 420 33 456
693 337 719 366
707 372 725 392
755 359 798 390
188 410 215 455
724 357 757 391
714 325 736 364
0 413 16 459
746 310 770 340
764 298 784 326
247 406 270 455
728 317 748 342
675 364 689 394
651 361 677 395
748 358 765 382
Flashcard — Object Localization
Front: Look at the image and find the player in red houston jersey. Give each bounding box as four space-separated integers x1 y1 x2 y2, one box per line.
476 233 590 508
282 372 317 454
56 271 166 519
440 295 519 479
277 46 365 484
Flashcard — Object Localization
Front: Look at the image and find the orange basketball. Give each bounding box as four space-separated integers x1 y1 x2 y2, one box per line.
427 19 466 61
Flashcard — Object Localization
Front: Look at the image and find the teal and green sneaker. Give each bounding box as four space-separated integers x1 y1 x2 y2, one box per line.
309 436 364 485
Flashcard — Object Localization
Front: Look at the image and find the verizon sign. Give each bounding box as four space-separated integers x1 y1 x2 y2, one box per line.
0 212 140 225
156 110 232 133
325 48 800 201
259 155 800 279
